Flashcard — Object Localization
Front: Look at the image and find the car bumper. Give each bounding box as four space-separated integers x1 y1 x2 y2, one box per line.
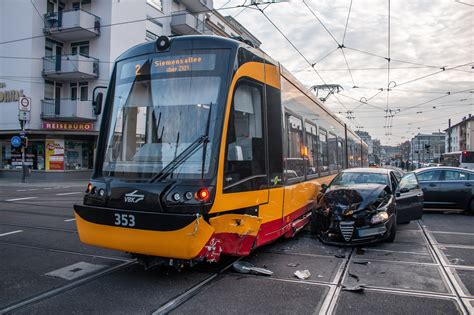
319 214 395 246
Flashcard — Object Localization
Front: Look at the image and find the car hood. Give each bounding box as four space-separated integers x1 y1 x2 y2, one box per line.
322 183 390 214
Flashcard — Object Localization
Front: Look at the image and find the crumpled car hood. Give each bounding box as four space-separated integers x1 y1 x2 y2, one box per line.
322 183 390 214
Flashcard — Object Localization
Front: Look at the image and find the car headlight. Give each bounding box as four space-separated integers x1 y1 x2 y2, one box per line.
371 211 389 225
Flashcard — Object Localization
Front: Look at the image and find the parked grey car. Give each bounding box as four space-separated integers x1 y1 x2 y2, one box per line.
414 167 474 213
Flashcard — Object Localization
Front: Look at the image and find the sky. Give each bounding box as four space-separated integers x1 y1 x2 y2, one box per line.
214 0 474 146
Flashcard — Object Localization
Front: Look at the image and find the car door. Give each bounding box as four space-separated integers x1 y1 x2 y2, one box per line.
437 169 473 209
416 169 442 208
396 172 423 223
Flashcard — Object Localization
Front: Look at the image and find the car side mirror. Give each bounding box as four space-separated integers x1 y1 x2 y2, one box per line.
93 92 103 115
395 192 401 197
321 183 328 193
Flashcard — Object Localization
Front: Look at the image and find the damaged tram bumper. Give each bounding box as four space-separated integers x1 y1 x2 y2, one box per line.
74 204 261 263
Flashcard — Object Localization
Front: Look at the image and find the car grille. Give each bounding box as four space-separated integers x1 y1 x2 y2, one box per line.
339 221 355 241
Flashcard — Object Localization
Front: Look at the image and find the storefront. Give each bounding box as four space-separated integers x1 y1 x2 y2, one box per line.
0 121 97 179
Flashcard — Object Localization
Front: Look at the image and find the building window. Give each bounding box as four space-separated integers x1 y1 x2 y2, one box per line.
71 41 89 57
145 30 158 41
70 83 77 100
79 82 88 101
147 0 163 11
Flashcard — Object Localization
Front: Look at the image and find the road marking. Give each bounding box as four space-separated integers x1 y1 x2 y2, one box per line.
5 197 38 202
64 218 76 222
44 188 52 190
27 189 38 191
0 230 23 237
16 189 27 192
56 192 82 196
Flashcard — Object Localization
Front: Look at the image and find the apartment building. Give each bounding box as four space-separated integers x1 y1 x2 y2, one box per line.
0 0 259 179
445 115 474 152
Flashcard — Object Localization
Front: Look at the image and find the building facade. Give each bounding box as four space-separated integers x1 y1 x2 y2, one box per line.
445 115 474 152
0 0 259 179
411 132 445 163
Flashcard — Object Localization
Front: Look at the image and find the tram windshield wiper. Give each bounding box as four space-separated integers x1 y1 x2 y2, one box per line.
149 135 209 183
149 103 212 183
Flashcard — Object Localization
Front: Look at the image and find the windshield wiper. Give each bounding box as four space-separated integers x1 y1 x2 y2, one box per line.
149 102 213 183
149 134 209 183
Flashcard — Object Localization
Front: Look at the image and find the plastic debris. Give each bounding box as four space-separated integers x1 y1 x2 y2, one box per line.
294 270 311 280
353 261 370 265
342 284 365 292
348 273 360 281
232 261 273 276
287 263 299 267
335 254 346 259
317 275 324 278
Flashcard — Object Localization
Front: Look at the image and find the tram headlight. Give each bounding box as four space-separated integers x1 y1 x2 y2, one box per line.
195 188 210 202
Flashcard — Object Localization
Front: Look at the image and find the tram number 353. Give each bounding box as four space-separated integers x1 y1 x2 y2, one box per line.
114 213 136 227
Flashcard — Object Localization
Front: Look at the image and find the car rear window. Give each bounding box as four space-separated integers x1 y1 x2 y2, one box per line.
443 170 470 180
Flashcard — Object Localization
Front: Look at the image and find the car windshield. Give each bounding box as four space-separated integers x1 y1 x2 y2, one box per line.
331 172 389 186
101 49 230 180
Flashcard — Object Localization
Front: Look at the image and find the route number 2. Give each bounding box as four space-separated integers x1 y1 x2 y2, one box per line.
114 213 136 227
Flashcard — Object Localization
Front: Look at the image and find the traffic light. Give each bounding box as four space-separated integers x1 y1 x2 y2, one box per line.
21 136 28 148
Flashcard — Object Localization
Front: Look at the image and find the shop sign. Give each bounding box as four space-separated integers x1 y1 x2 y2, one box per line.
42 121 93 131
45 139 65 171
0 89 24 103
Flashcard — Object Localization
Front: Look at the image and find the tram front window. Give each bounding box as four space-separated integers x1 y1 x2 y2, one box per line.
102 50 230 180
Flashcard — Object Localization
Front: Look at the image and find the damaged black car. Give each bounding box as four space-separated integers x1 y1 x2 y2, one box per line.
311 168 423 245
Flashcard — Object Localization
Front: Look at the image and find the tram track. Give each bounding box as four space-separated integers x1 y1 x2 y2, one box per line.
418 220 470 314
152 257 241 314
0 222 76 234
0 260 136 314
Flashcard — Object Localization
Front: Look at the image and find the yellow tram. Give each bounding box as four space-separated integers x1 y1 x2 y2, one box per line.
74 35 368 264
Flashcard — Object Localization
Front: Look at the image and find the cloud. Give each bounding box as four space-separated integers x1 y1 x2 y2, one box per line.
215 0 473 145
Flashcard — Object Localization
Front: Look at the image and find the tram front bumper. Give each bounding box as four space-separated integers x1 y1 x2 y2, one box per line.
74 204 215 260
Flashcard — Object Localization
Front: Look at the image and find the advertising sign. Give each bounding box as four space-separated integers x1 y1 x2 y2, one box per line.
42 121 93 131
45 139 65 171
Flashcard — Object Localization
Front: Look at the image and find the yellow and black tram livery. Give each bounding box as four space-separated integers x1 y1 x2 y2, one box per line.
74 35 368 264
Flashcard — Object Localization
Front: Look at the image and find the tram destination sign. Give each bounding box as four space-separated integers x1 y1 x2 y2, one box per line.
42 121 93 131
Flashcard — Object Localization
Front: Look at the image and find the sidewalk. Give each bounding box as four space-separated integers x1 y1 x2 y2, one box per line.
0 177 87 187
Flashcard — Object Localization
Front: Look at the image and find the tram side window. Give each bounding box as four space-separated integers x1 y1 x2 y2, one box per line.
319 129 329 175
337 138 344 170
328 133 337 172
285 113 305 181
305 123 318 176
224 82 266 193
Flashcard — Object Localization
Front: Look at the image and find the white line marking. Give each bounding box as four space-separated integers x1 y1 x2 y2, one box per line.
16 189 27 192
0 230 23 237
5 197 38 202
44 188 52 190
64 218 76 222
56 192 82 196
27 189 38 191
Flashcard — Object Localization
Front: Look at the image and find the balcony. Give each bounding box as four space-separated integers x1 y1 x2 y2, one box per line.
179 0 211 13
43 9 100 41
43 54 99 80
41 99 96 122
171 11 202 35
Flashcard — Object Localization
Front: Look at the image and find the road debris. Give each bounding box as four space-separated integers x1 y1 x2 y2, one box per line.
287 263 300 267
335 254 346 259
342 284 365 292
348 273 360 281
353 261 370 265
294 270 311 280
232 261 273 276
356 248 365 255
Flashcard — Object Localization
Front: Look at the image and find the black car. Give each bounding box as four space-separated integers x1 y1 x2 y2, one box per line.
414 167 474 213
311 168 423 245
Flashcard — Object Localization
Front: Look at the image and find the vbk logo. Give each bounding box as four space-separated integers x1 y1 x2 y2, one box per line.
124 190 145 203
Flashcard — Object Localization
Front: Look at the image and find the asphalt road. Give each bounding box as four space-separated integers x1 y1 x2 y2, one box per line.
0 180 472 314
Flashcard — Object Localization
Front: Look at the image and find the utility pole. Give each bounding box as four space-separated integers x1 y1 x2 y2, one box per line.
20 120 26 183
17 96 31 183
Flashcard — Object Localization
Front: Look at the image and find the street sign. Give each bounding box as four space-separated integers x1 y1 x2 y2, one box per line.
18 97 31 112
11 136 22 148
19 110 30 121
